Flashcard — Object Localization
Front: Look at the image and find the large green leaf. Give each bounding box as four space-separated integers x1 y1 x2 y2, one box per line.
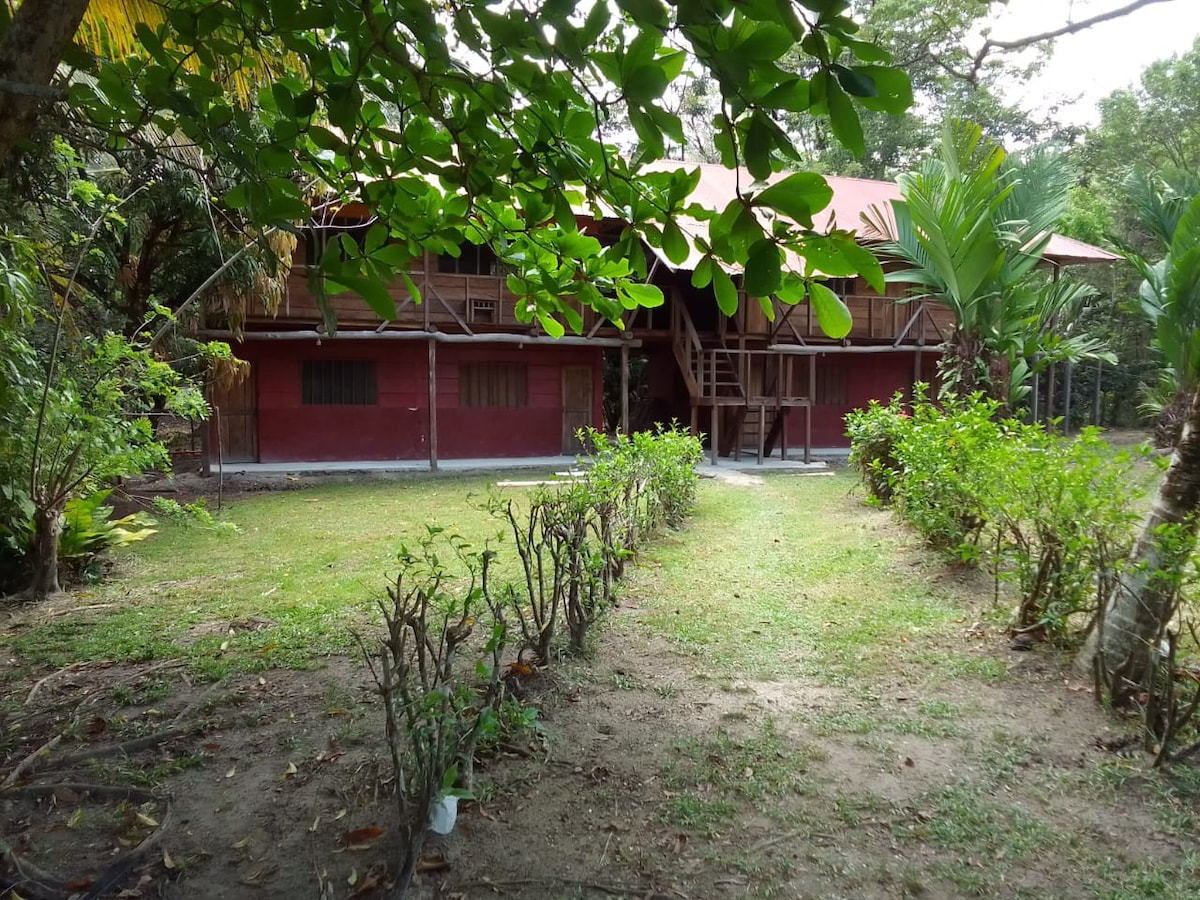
753 172 832 226
808 281 852 339
744 239 782 297
712 266 740 315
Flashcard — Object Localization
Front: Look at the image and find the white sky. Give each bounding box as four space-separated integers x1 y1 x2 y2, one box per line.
985 0 1200 124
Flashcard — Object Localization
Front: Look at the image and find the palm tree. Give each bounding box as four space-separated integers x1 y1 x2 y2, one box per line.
865 120 1110 409
1124 170 1200 445
1076 182 1200 689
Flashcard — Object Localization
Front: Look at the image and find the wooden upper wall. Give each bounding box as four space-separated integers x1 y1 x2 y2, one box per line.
236 241 954 345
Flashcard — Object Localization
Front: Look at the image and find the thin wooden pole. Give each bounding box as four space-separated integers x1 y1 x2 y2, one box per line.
757 403 766 465
427 338 438 471
1046 363 1057 427
710 404 719 466
1093 360 1103 426
620 343 630 435
1063 360 1073 434
1031 368 1040 424
806 355 815 464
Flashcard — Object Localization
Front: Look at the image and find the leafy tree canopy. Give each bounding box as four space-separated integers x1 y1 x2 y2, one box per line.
45 0 915 337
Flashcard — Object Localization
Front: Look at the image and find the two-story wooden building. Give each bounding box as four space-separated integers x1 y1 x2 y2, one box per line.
201 164 1119 467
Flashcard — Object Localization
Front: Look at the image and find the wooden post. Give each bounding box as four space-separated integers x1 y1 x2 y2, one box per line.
690 404 698 438
620 342 630 435
781 408 788 461
806 355 815 464
1063 360 1073 434
427 338 438 471
1093 360 1103 426
1045 363 1057 427
1031 368 1040 424
757 403 766 465
423 251 431 331
710 404 719 466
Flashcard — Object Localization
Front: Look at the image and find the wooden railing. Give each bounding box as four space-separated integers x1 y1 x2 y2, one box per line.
672 302 815 407
671 300 705 398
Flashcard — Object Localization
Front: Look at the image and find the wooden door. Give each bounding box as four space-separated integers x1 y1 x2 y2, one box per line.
562 365 593 454
210 370 258 463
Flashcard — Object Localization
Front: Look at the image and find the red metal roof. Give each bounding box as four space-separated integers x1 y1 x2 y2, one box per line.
641 161 1121 269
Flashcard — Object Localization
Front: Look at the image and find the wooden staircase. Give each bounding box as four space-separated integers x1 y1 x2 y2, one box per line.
672 302 812 463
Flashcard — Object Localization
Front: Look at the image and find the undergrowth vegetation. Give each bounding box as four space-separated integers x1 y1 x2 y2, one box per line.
849 389 1200 764
848 388 1150 639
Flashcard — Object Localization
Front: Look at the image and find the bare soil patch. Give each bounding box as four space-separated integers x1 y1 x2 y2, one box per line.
2 603 1188 899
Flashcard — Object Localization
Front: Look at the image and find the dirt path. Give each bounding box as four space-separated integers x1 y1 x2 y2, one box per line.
3 603 1189 899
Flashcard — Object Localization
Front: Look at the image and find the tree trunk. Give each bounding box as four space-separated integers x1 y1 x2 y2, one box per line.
0 0 91 172
1076 386 1200 688
27 502 65 597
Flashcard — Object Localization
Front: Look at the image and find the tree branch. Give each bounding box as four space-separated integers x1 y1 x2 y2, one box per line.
969 0 1178 83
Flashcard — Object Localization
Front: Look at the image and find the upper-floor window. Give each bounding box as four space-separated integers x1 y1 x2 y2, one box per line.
823 277 858 298
438 243 498 276
302 359 377 405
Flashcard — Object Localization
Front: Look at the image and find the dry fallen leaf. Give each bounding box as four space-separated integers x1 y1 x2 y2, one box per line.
416 856 450 873
225 765 237 779
340 826 385 849
334 809 348 821
231 837 251 850
309 815 321 833
347 868 358 887
162 848 176 870
136 812 159 828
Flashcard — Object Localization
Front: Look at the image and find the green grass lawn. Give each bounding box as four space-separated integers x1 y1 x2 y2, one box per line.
7 471 1005 684
10 471 975 681
629 473 972 684
10 476 512 677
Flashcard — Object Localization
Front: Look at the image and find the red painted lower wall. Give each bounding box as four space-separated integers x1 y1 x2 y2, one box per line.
808 351 939 447
223 339 603 462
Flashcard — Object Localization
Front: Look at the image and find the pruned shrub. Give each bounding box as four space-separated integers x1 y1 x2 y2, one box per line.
363 529 509 894
496 423 702 661
889 391 1003 555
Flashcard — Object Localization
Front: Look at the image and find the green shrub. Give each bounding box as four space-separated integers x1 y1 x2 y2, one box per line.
983 426 1142 635
850 390 1144 637
59 490 157 583
845 391 912 504
890 392 1003 555
498 423 702 660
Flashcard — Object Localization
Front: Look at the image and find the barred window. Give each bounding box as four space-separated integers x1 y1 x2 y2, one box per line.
814 366 848 405
302 360 377 405
822 277 857 297
438 243 498 275
460 363 527 408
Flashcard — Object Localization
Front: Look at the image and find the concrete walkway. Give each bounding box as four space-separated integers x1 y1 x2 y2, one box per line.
221 451 847 478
